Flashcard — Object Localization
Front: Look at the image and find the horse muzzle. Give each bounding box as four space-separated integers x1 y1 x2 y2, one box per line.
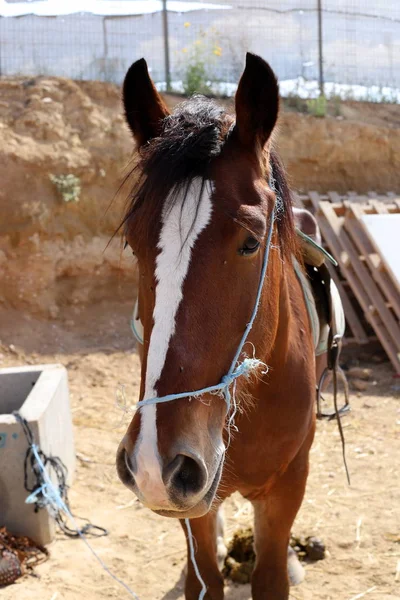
116 442 224 518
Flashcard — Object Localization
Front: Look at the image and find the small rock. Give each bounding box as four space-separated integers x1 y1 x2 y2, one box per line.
8 344 17 354
350 378 369 391
305 537 325 561
347 367 372 380
337 541 353 549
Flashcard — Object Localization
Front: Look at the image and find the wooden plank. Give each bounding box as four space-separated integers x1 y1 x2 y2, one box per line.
369 200 389 214
352 195 371 204
343 201 399 216
308 191 322 212
388 195 400 205
317 203 400 372
366 203 399 214
325 262 369 344
327 191 342 203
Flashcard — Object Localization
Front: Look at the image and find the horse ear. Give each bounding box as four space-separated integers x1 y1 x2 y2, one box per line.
123 58 170 147
234 53 279 149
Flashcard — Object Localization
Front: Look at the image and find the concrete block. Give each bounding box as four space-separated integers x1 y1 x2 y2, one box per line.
0 364 75 545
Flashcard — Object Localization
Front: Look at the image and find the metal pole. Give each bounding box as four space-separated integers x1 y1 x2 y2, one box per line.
162 0 171 92
317 0 324 96
102 17 108 81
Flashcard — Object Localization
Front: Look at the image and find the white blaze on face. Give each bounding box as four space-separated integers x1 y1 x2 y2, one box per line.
133 178 213 507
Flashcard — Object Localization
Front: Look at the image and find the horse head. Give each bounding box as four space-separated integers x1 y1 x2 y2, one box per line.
116 54 296 519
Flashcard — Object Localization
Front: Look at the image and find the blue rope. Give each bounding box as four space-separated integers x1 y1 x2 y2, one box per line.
185 519 207 600
137 357 266 411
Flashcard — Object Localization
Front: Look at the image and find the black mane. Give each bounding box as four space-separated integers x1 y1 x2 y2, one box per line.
122 95 296 256
123 96 229 227
146 96 227 180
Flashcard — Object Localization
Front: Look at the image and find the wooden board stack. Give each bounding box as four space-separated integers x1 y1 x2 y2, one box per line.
296 191 400 374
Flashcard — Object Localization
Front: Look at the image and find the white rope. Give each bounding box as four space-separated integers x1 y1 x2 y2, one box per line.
185 519 207 600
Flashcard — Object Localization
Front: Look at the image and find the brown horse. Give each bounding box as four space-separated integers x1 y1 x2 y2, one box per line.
117 53 318 600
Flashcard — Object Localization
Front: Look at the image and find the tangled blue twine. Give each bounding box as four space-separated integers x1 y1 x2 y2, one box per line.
27 443 140 600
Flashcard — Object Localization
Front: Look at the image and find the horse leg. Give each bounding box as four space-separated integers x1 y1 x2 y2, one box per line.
181 510 225 600
250 425 315 600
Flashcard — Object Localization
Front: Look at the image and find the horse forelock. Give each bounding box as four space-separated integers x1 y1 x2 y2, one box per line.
122 95 297 260
122 97 229 238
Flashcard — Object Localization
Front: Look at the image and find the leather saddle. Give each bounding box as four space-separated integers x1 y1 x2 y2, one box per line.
293 208 349 419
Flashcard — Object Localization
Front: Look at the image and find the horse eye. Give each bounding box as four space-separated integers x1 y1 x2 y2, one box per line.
239 236 261 256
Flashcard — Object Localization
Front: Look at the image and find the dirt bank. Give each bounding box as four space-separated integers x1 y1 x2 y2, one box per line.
0 76 137 315
278 109 400 194
0 77 399 314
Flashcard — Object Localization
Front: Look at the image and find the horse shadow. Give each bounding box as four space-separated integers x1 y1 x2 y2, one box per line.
160 569 185 600
160 570 252 600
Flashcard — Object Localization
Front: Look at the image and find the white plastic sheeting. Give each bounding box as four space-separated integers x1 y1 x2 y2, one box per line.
0 0 231 18
361 215 400 287
0 1 399 95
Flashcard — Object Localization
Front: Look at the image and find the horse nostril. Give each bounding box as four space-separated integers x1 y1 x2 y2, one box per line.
124 448 136 475
163 453 207 498
116 444 136 488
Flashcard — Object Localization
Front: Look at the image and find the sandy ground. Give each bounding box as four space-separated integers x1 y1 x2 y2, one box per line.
0 302 399 600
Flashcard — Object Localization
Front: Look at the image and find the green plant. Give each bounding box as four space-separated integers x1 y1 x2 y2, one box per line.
307 95 327 118
179 25 222 96
50 174 81 203
183 61 212 96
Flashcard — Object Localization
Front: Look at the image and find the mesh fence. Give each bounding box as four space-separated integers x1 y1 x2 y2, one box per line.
0 1 399 100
